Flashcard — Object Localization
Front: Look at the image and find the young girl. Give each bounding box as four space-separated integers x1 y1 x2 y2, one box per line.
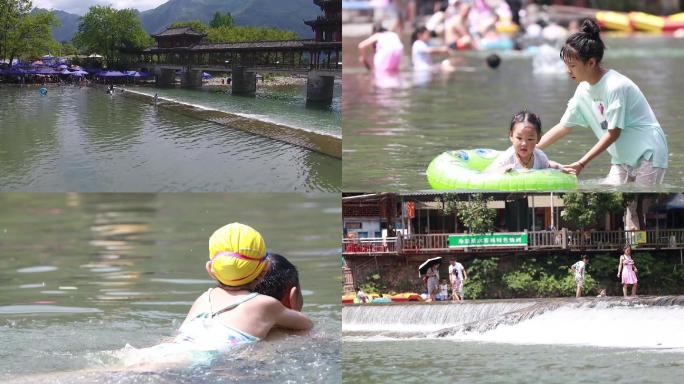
175 223 312 350
411 26 449 71
617 244 638 298
357 25 404 73
486 110 563 173
438 279 449 301
537 18 668 186
121 223 312 368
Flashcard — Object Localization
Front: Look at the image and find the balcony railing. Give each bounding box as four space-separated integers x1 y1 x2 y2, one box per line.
342 229 684 255
343 237 398 254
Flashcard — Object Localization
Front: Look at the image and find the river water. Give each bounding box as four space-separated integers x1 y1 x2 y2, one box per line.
0 83 341 192
342 35 684 191
342 297 684 383
0 193 341 383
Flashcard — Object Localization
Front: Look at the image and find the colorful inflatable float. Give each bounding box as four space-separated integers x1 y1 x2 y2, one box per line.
596 10 684 33
426 149 578 191
342 292 423 304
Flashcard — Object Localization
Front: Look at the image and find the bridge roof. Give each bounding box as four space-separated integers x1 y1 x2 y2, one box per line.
143 40 340 53
194 40 311 51
152 27 206 38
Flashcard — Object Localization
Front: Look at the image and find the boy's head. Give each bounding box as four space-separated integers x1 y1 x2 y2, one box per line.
582 255 589 263
206 223 269 288
254 253 303 311
486 54 501 69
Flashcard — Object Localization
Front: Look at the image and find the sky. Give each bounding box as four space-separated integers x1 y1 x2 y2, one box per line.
32 0 170 15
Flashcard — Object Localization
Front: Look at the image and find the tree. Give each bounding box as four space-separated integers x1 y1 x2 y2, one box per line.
0 1 60 64
60 42 79 56
73 6 152 66
1 7 60 64
561 192 625 229
209 11 233 29
440 193 496 234
0 0 31 61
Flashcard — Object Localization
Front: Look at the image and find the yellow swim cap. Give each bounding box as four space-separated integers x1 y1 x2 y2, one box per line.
208 223 268 286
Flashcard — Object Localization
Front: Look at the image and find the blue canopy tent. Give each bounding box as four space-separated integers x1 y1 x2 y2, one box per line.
202 72 212 79
35 68 58 75
96 70 127 85
98 71 126 77
70 70 89 77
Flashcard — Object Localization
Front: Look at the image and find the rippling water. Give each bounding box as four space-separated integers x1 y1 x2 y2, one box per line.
0 86 340 192
342 35 684 191
0 193 341 383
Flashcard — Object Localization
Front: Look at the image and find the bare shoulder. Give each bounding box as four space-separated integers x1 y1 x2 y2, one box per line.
248 293 285 313
187 291 210 314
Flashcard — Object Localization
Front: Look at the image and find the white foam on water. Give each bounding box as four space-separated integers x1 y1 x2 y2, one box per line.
0 305 102 314
16 266 57 273
342 302 535 333
451 306 684 349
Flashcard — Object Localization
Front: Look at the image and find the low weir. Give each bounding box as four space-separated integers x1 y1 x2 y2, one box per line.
343 296 684 348
122 89 342 158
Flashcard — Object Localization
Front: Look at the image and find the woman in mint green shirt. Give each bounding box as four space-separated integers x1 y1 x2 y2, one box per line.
537 18 668 186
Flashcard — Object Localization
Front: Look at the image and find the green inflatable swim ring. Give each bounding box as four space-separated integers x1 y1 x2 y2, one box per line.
426 149 577 191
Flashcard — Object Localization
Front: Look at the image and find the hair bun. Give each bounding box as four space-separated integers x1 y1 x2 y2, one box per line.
581 18 600 37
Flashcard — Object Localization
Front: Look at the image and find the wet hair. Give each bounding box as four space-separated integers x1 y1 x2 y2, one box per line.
254 253 300 302
582 255 589 261
623 244 632 251
372 24 387 34
486 54 501 69
412 26 429 42
560 18 605 64
509 110 542 137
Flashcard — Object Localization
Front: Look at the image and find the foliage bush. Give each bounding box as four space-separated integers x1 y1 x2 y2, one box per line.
358 271 386 295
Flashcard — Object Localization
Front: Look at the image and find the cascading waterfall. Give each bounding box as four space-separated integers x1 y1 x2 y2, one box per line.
342 301 536 334
343 296 684 348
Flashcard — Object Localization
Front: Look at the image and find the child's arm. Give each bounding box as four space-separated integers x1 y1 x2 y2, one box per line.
272 305 313 331
358 34 379 70
427 46 450 55
617 256 623 277
548 160 563 170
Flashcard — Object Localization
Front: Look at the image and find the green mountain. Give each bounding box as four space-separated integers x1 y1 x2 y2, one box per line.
40 0 322 43
140 0 320 38
33 8 80 43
